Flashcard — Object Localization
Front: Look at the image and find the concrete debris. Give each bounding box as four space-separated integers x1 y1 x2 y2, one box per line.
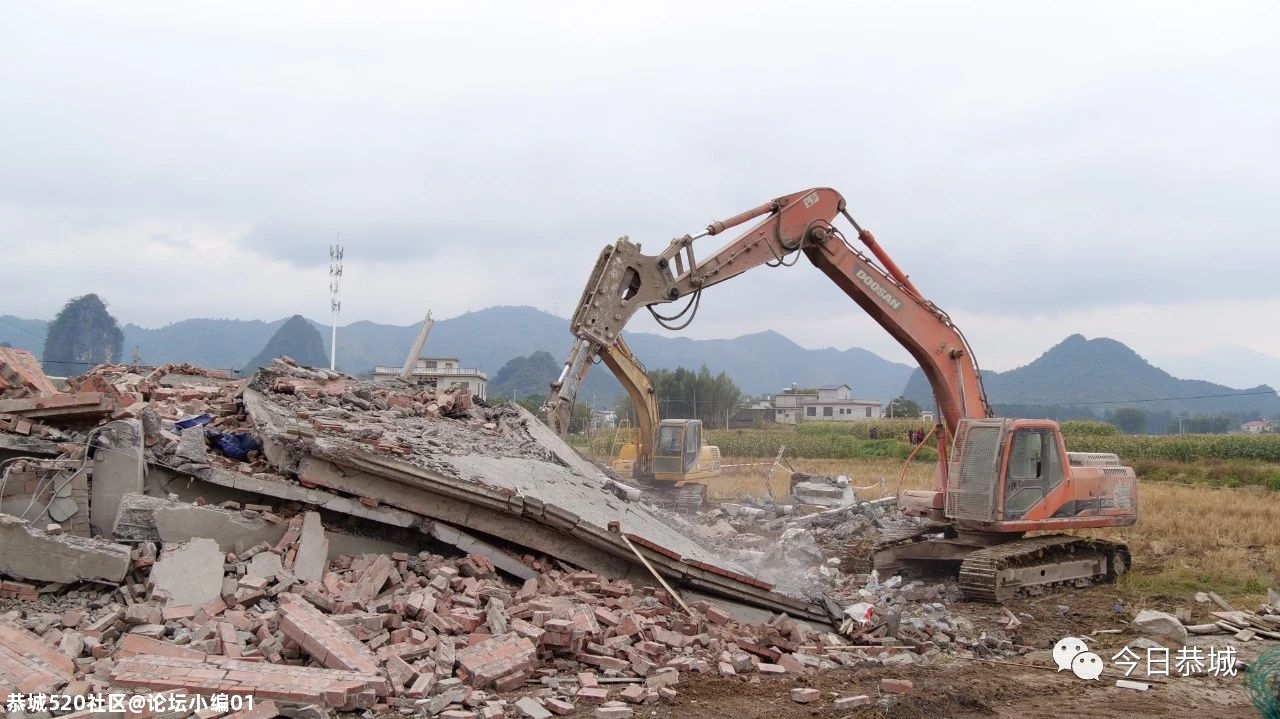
835 694 872 709
0 514 130 583
880 677 913 694
790 687 820 703
0 357 1096 716
1206 609 1280 641
1131 609 1189 644
1115 679 1151 691
293 510 329 583
787 472 857 508
149 537 225 608
90 419 145 536
175 425 210 463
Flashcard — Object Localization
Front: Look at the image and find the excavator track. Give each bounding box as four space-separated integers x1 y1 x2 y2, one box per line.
844 522 950 575
633 477 708 514
958 535 1130 603
673 483 708 514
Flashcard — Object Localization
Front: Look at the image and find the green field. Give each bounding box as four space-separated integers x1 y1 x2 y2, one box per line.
576 419 1280 489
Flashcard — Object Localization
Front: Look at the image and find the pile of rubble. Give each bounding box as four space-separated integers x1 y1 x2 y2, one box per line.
0 346 1030 717
665 483 1029 662
2 502 945 718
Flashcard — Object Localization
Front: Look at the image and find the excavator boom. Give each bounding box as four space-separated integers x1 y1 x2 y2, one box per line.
545 186 1136 601
548 188 990 490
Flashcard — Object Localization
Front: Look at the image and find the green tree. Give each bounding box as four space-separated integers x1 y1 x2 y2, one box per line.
490 351 560 398
514 394 590 433
1166 414 1233 434
42 294 123 377
885 396 922 418
1108 407 1148 435
648 364 745 428
514 394 543 414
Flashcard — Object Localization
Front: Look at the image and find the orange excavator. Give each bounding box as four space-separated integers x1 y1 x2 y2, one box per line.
544 187 1137 602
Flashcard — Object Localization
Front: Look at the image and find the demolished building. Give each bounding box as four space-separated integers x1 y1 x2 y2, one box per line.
2 347 906 716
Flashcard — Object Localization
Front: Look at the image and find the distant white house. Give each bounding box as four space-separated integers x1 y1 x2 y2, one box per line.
1241 419 1273 434
771 384 882 424
373 357 488 399
589 410 618 434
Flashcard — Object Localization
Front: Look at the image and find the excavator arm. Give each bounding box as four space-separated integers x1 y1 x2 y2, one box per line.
546 188 990 452
546 189 1138 600
546 334 659 476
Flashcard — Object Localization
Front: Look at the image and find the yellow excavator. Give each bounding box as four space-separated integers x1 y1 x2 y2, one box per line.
543 259 721 512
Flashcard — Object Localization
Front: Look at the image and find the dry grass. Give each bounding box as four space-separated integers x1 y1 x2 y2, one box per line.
1096 482 1280 607
703 456 1280 606
705 457 933 500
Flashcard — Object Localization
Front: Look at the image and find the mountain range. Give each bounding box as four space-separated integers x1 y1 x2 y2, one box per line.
0 306 915 403
3 307 1278 417
902 334 1280 418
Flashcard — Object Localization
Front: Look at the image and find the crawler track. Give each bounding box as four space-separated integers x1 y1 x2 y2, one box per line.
958 535 1130 603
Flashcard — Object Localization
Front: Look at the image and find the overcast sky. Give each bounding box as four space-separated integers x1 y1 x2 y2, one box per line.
2 1 1278 371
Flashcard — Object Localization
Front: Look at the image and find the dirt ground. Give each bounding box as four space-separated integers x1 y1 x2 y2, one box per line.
638 585 1259 719
562 585 1260 719
649 660 1252 719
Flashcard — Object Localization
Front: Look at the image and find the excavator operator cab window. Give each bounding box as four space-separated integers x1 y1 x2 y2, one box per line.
1003 429 1064 519
683 421 702 470
657 426 682 456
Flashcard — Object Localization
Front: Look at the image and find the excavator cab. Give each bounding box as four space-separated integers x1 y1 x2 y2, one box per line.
653 420 702 478
648 419 720 512
905 418 1136 531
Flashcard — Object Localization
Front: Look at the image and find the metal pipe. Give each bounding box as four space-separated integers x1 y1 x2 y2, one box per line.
842 209 923 297
705 200 778 236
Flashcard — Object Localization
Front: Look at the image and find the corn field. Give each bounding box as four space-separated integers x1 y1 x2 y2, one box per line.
575 421 1280 465
706 430 939 462
1064 433 1280 462
792 419 933 439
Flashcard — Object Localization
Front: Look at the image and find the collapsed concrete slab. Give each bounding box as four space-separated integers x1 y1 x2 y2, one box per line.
242 384 828 623
0 391 115 420
0 433 62 457
149 537 224 608
175 466 421 529
0 514 130 583
114 492 286 550
91 418 145 536
114 491 421 561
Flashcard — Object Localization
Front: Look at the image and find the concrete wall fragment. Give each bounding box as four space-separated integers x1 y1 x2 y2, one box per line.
0 514 130 583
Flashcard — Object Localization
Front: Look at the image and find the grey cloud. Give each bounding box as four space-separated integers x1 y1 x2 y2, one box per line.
1 1 1278 343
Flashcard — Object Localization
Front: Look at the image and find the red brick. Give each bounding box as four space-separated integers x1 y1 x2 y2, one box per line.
834 695 871 710
576 686 609 704
545 697 575 715
116 634 207 660
790 688 820 703
880 678 913 695
278 595 381 675
0 621 74 694
456 633 536 688
0 348 58 397
222 699 279 719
